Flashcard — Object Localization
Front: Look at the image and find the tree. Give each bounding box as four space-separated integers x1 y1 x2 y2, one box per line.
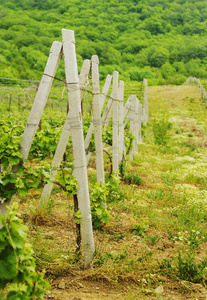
148 46 169 68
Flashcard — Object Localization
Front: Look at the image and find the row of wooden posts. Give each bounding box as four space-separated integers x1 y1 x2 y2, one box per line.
2 93 64 112
185 77 207 103
0 89 70 112
1 29 148 268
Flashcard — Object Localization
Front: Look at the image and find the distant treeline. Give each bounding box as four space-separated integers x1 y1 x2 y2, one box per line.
0 0 207 85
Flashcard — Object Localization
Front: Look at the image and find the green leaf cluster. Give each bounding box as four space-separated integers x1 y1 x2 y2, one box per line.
0 203 50 299
89 182 111 229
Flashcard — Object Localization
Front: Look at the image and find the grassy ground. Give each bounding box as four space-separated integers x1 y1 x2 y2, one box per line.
14 84 207 299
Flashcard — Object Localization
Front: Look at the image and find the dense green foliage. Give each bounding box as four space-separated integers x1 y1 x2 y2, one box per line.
0 0 207 84
0 203 50 299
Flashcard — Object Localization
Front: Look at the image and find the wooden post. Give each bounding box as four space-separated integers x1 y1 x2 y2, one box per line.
138 103 143 143
41 46 93 206
8 94 11 111
129 95 135 161
20 41 63 160
123 96 132 120
143 79 148 124
18 95 21 111
118 80 124 163
79 59 91 111
85 75 112 165
112 71 119 172
134 97 139 153
61 29 94 268
91 55 105 185
100 75 112 110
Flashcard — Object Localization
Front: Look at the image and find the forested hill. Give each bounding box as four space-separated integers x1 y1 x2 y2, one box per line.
1 0 207 84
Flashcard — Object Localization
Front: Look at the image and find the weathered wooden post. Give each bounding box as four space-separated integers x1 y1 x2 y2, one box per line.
111 71 119 172
143 79 148 124
91 55 105 185
134 97 139 153
18 95 21 111
61 29 94 268
0 41 63 221
118 80 124 163
41 59 95 204
20 41 63 160
85 74 112 165
8 94 11 111
129 95 136 161
79 59 91 109
138 103 143 143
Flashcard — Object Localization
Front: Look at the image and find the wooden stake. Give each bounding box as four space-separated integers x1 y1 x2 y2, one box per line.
129 95 135 161
112 71 119 172
118 80 124 163
18 95 21 111
62 29 94 268
134 97 139 153
79 59 91 113
143 79 148 124
8 94 11 111
85 75 112 165
91 55 105 185
20 41 63 160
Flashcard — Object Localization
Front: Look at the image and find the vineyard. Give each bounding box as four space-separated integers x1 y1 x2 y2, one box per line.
1 30 207 299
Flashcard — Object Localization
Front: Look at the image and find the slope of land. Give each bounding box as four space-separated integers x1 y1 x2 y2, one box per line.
13 84 207 299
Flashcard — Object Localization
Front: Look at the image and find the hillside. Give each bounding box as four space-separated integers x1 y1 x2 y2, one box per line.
0 0 207 84
9 83 206 299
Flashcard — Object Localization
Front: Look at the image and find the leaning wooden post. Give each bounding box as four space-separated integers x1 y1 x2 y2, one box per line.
118 80 124 163
129 95 136 161
40 60 92 205
134 97 139 153
0 42 62 219
20 41 63 160
91 55 105 185
112 71 119 172
62 29 94 268
139 103 143 143
143 79 148 124
100 75 113 110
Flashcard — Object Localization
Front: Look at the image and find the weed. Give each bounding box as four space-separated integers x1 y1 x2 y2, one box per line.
159 251 207 284
46 197 54 214
146 235 162 246
161 173 174 186
152 115 172 145
93 250 128 267
109 233 126 241
171 230 206 250
137 249 153 262
130 224 146 236
147 188 165 200
123 173 143 185
177 251 207 283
